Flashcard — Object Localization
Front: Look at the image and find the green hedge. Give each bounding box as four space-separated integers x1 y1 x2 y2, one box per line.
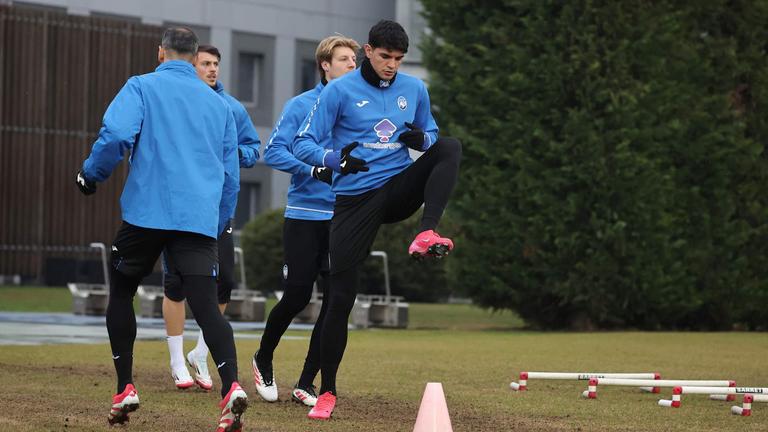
421 0 768 329
240 209 284 293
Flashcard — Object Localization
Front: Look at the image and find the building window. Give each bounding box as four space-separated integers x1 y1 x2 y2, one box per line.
295 39 319 94
232 31 274 125
234 182 261 230
238 53 263 107
300 59 318 92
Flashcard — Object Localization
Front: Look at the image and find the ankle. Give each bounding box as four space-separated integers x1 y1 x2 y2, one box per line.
188 348 206 359
255 351 272 367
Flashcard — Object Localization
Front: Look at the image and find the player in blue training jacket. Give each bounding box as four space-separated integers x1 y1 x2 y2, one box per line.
291 20 462 420
250 35 360 408
161 44 262 394
75 28 248 431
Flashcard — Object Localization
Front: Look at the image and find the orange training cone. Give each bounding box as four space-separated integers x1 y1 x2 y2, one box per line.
413 382 453 432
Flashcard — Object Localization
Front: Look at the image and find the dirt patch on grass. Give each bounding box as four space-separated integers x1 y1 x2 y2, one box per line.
0 369 579 432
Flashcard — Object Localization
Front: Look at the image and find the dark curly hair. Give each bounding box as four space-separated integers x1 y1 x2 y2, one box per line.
368 20 408 53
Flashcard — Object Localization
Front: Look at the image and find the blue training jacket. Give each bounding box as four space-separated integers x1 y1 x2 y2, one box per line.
212 81 261 168
264 83 334 221
81 60 240 239
293 68 438 196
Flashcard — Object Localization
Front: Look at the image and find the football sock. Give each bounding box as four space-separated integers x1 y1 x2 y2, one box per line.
183 275 238 398
166 334 186 371
189 330 209 359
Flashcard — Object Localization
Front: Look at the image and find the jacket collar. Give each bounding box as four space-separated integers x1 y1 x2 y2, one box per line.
156 60 196 75
361 57 396 88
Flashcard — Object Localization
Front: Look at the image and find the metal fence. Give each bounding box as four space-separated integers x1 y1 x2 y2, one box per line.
0 5 163 282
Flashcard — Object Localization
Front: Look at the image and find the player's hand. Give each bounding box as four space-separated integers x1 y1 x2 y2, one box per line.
398 122 426 151
323 142 369 175
311 166 333 184
75 170 97 195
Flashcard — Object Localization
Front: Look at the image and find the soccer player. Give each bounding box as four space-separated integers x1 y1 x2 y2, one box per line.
290 20 462 419
75 27 248 431
251 35 360 407
162 44 261 392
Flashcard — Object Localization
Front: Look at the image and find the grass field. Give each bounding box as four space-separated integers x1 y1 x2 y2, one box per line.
0 286 766 431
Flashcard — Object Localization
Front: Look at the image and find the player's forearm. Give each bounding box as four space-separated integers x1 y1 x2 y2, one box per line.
264 144 313 175
292 136 327 167
81 130 129 182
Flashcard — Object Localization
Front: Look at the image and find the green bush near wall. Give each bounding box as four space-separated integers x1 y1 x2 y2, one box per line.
240 209 284 293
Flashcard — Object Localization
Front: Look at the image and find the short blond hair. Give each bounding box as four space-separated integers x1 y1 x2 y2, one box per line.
316 35 361 78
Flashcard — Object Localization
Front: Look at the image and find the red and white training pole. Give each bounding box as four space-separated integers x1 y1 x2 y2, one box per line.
509 372 659 391
658 387 682 408
585 378 598 399
731 395 753 417
582 378 734 399
659 386 767 409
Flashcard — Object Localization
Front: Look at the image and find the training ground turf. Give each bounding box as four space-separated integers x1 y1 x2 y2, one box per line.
0 288 766 431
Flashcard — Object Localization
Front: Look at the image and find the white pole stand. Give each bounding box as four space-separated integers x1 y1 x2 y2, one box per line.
731 395 753 417
580 378 598 399
662 385 768 409
510 372 529 391
715 393 768 402
510 371 657 392
710 394 737 402
658 386 683 408
589 378 732 400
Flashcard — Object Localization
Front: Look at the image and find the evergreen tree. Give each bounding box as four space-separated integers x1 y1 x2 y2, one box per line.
421 0 768 329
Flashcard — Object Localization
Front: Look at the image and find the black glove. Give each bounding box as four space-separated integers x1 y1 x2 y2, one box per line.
397 122 426 151
75 170 97 195
323 142 370 175
311 166 332 184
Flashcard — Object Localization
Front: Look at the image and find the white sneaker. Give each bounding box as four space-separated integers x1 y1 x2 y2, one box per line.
251 355 278 402
171 366 195 389
186 351 213 390
292 383 318 407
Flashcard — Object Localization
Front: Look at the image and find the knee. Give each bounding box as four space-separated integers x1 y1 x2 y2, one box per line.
434 137 462 160
280 283 314 314
217 278 236 304
183 275 219 311
164 273 185 302
326 286 357 315
108 267 141 299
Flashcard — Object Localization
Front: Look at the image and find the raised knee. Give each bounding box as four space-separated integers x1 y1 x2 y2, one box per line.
435 137 462 158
